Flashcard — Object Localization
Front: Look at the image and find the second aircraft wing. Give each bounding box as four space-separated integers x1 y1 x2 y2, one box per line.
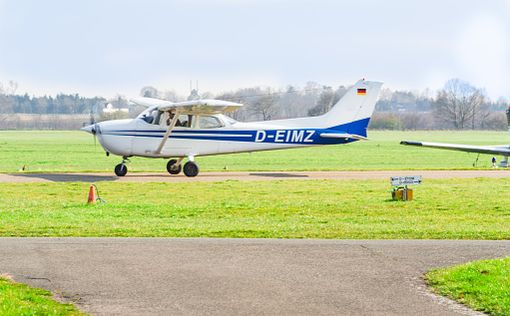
400 141 510 155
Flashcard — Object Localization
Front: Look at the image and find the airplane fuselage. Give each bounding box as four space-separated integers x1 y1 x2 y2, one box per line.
82 79 383 177
95 117 362 158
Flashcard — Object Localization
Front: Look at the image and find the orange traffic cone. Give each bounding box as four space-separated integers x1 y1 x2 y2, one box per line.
87 184 97 204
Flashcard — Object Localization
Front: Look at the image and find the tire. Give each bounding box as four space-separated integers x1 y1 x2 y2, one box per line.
183 161 199 177
166 159 182 175
114 163 128 176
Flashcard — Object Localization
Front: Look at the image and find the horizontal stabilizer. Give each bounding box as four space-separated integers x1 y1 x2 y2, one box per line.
320 133 368 140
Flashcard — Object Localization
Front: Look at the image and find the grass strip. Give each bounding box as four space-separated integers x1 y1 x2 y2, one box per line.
0 178 508 238
0 276 84 316
426 257 510 316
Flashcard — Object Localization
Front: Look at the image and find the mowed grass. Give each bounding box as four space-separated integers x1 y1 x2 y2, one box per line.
426 257 510 316
0 130 508 173
0 276 84 315
0 179 508 238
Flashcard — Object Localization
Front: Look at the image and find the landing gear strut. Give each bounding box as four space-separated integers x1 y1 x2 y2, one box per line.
166 158 183 175
114 156 130 177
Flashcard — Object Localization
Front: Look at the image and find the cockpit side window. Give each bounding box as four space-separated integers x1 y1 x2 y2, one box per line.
175 114 193 128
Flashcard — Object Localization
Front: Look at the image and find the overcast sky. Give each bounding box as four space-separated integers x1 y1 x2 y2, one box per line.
0 0 509 99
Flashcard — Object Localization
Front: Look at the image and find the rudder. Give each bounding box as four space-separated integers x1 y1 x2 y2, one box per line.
322 79 383 132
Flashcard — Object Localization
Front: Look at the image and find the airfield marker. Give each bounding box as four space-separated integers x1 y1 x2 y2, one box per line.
390 176 422 201
87 185 97 204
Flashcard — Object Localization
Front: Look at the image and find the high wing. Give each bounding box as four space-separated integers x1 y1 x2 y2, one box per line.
129 97 243 155
130 97 243 114
400 141 510 155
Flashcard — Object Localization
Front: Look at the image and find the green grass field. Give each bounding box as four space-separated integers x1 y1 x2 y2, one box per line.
0 179 508 238
426 257 510 316
0 276 84 315
1 130 508 314
0 130 508 173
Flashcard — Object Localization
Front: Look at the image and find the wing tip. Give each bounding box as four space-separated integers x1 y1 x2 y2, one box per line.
400 141 422 146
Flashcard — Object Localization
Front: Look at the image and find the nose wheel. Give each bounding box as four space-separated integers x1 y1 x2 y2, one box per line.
114 156 130 177
114 163 128 176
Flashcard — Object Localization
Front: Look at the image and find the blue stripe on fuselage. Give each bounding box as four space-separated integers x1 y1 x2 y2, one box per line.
102 117 370 145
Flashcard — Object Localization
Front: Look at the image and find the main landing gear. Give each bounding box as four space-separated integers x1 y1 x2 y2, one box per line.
114 156 130 177
166 158 182 175
183 161 199 177
113 156 199 177
166 157 199 177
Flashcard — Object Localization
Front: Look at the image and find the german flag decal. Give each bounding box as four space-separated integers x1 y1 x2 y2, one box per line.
357 88 367 95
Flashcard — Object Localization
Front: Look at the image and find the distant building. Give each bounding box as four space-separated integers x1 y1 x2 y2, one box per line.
187 89 201 101
103 103 129 114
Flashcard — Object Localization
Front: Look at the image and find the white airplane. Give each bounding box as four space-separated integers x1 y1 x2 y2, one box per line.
401 106 510 167
82 79 383 177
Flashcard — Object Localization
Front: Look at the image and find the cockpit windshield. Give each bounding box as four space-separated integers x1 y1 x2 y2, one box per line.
137 107 158 124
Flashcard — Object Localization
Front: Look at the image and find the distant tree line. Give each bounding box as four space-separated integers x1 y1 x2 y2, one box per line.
0 93 106 115
0 79 508 130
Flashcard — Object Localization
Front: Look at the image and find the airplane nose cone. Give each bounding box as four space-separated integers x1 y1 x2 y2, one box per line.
81 124 95 134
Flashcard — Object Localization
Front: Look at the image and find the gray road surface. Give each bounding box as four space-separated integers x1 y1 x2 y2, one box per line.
1 238 509 315
0 169 508 183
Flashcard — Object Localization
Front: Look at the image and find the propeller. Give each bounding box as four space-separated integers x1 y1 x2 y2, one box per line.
81 102 101 149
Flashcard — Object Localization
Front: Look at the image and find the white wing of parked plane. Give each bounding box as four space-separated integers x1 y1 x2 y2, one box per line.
130 97 243 114
400 141 510 155
401 106 510 167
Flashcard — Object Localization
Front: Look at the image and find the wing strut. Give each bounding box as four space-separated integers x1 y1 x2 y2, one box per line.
154 111 179 155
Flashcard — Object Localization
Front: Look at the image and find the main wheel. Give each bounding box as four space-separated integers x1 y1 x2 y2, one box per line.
183 161 199 177
114 163 128 176
166 159 182 175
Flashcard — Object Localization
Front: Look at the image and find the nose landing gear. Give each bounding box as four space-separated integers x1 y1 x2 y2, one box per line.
114 156 130 177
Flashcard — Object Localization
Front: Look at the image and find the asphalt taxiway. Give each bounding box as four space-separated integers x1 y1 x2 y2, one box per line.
1 238 508 315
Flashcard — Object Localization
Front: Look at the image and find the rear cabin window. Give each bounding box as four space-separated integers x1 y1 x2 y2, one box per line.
199 116 223 129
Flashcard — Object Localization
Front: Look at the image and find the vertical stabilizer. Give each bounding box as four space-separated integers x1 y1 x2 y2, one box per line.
322 79 383 135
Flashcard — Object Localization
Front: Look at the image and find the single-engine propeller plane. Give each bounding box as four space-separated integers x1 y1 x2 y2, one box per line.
82 79 383 177
401 106 510 167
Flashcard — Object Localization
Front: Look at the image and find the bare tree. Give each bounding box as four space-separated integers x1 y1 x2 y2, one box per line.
7 81 18 95
433 79 486 129
140 86 159 98
249 90 279 121
308 86 335 116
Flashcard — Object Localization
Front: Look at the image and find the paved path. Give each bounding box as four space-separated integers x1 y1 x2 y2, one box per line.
0 170 508 183
1 238 509 315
